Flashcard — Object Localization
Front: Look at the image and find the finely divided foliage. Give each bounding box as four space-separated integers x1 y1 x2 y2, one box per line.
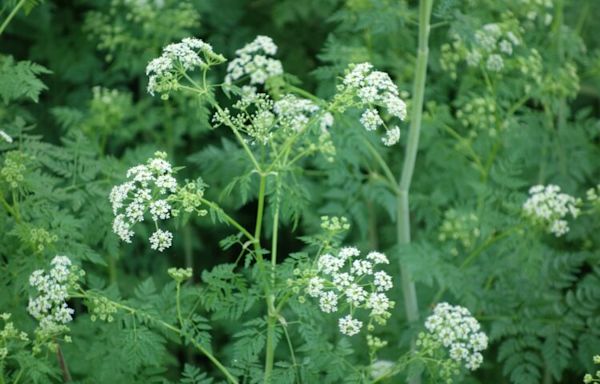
1 1 600 384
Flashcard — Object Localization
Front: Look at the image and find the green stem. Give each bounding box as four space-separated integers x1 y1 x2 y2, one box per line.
396 2 433 383
0 193 21 224
107 253 117 285
285 84 324 105
56 344 72 382
281 322 299 384
176 282 184 327
264 184 280 383
0 0 25 37
364 138 398 189
12 368 23 384
254 175 267 253
200 197 256 243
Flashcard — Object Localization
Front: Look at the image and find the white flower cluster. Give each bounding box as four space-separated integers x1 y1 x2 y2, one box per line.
27 256 78 332
225 35 283 86
0 130 12 143
471 23 521 72
274 94 334 132
523 184 580 237
424 303 488 371
146 37 225 98
301 246 394 336
339 63 406 146
110 151 178 251
441 22 523 78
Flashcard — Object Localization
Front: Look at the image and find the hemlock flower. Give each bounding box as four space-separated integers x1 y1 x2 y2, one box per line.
486 54 504 72
273 94 334 133
225 35 283 86
110 152 178 251
146 37 225 98
27 256 82 335
422 302 488 371
149 229 173 252
523 184 580 237
337 62 406 146
338 315 362 336
295 246 394 336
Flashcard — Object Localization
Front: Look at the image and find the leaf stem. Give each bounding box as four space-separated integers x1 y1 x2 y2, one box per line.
0 0 25 37
200 197 256 243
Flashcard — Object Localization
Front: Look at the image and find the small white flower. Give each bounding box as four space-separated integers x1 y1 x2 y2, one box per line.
340 63 405 145
306 277 324 298
345 283 367 306
423 302 488 371
319 291 338 313
523 184 580 237
149 229 173 252
317 253 344 275
366 292 391 316
112 214 134 243
338 315 362 336
499 40 513 55
225 35 283 85
366 251 389 264
149 200 171 221
351 259 373 276
360 109 383 132
382 126 401 146
486 54 504 72
466 50 482 67
332 272 353 288
27 256 78 332
146 37 223 97
373 271 393 292
320 112 334 131
338 247 360 261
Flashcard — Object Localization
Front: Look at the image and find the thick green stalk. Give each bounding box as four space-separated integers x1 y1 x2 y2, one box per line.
397 1 433 383
264 198 279 382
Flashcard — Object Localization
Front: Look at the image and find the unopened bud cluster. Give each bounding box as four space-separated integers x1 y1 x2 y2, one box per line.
168 267 193 283
438 210 480 256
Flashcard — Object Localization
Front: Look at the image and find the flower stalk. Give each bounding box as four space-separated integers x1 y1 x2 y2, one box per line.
396 0 433 382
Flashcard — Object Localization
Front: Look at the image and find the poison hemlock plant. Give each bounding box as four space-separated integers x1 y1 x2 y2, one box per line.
1 0 600 383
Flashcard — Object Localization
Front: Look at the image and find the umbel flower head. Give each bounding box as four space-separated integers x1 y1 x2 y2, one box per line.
522 184 580 237
27 256 83 336
419 302 488 371
110 152 207 252
146 37 225 99
225 35 283 87
295 246 394 336
337 62 406 146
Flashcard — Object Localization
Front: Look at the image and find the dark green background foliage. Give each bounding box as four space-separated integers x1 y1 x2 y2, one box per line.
1 0 599 383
